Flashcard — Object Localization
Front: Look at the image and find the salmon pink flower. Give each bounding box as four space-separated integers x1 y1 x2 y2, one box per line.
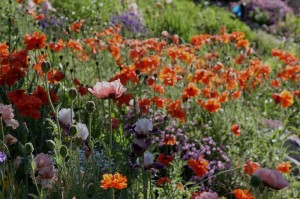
88 79 126 99
0 104 19 129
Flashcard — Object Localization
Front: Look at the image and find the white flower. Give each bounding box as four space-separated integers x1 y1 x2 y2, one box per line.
143 152 154 167
134 118 153 135
76 122 89 140
137 152 154 167
58 108 74 125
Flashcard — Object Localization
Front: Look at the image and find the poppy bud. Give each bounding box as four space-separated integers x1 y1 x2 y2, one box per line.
69 88 78 99
60 145 68 158
70 125 78 136
25 142 34 154
46 140 56 149
226 193 235 199
86 101 96 113
251 175 262 187
41 61 51 73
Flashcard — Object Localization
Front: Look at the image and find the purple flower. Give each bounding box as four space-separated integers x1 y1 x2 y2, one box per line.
112 11 147 34
0 151 6 163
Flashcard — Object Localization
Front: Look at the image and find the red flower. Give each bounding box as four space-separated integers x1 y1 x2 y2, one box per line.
24 31 47 50
157 154 174 167
15 96 43 119
156 177 171 187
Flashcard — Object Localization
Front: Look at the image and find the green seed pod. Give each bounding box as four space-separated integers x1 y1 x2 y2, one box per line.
46 140 56 149
25 142 34 154
251 175 262 188
69 88 78 99
60 145 68 158
41 61 51 73
70 125 78 136
86 101 96 113
226 193 235 199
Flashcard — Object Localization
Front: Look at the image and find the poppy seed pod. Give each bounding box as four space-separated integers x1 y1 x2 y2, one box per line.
251 175 262 187
69 88 78 99
25 142 34 154
70 125 78 136
60 145 68 158
86 101 96 113
46 140 56 149
41 61 51 73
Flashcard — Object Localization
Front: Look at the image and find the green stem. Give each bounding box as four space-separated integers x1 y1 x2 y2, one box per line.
108 99 112 173
44 75 61 141
141 156 147 199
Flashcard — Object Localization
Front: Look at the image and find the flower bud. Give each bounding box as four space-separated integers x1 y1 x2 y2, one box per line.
41 61 51 73
86 101 96 113
46 140 56 149
251 175 262 187
25 142 34 154
69 88 78 99
70 125 78 136
60 145 68 158
226 193 235 199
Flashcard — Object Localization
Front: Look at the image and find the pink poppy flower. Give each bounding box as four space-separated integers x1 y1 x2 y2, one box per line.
0 104 19 129
88 79 126 99
253 168 289 190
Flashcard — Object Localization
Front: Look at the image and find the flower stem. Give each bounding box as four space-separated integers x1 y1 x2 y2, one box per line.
44 75 61 141
108 99 112 173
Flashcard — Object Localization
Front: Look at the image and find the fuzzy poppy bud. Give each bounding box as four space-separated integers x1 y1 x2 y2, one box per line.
41 61 51 73
69 88 78 99
86 101 96 113
251 175 262 187
25 142 34 154
60 145 68 158
46 140 56 149
70 125 78 136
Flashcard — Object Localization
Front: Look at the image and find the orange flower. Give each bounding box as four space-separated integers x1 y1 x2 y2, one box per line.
182 83 200 100
270 79 281 88
158 66 177 86
232 189 254 199
243 160 260 175
33 0 45 4
24 31 47 50
200 98 221 113
276 162 291 174
188 156 209 177
166 100 185 123
49 39 65 52
69 20 85 33
294 90 300 99
279 90 294 108
68 39 83 52
135 55 160 74
232 90 242 100
231 124 241 136
156 177 171 187
151 84 165 94
163 135 176 145
100 173 127 190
